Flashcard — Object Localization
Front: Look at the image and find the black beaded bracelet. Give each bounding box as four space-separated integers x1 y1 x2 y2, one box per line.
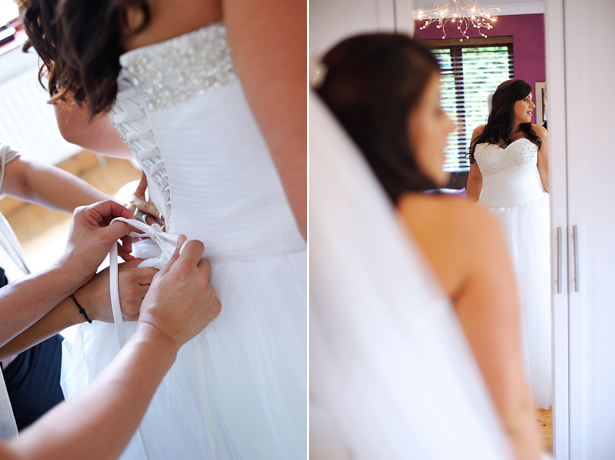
70 294 92 324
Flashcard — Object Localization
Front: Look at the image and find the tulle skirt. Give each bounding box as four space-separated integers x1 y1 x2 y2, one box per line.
486 193 552 409
61 250 307 459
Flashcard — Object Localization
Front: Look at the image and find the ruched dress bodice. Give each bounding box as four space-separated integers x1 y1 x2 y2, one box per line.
62 23 307 460
108 24 304 263
474 138 545 208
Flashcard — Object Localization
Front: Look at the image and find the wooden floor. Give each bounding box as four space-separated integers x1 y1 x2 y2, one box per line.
537 407 553 453
0 150 141 272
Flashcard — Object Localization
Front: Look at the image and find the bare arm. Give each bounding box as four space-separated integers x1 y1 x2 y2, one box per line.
0 295 83 360
1 324 178 460
2 156 109 213
534 125 549 193
0 238 220 460
224 0 307 240
454 209 542 460
398 197 542 460
466 125 485 204
0 259 157 360
0 201 133 347
54 101 134 159
466 164 483 204
0 264 83 349
0 159 144 356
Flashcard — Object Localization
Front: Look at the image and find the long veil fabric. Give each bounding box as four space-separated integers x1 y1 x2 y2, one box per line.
309 93 513 459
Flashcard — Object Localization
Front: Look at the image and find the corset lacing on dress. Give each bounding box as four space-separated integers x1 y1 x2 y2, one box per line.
104 24 239 460
108 22 238 232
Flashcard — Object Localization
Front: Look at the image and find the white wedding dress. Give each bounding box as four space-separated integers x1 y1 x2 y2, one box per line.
61 23 307 459
474 138 552 409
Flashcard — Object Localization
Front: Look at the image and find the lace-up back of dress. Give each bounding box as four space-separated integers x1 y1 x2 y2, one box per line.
107 22 304 262
473 138 538 177
108 24 237 227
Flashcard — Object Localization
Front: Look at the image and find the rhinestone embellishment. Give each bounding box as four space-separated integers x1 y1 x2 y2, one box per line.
119 23 237 111
473 138 537 177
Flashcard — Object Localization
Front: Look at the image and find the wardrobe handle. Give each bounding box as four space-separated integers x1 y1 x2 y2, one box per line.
573 225 579 292
557 227 562 294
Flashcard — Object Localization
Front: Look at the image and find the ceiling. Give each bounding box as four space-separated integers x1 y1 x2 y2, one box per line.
412 0 544 16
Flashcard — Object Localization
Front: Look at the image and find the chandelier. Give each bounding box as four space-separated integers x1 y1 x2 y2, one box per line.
415 0 500 40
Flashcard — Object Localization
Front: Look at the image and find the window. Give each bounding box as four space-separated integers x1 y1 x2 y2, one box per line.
420 37 514 171
0 0 19 27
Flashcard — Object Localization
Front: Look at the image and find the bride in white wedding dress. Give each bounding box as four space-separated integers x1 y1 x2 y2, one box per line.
467 79 551 410
22 0 306 458
312 34 544 459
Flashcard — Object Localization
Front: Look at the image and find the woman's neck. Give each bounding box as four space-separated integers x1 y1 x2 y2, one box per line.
123 0 222 52
511 123 523 136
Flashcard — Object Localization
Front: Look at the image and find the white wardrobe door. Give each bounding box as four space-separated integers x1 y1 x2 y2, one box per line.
563 0 615 457
544 0 569 457
309 0 414 56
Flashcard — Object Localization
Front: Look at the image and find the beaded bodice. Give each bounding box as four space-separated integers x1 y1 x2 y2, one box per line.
108 22 305 262
475 138 546 208
119 24 237 112
473 138 537 177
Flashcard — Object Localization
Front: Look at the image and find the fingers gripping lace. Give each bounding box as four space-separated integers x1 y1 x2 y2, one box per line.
108 218 218 459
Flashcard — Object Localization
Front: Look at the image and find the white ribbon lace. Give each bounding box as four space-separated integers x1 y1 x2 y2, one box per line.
108 217 218 459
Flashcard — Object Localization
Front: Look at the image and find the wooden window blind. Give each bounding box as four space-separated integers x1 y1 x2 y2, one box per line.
420 37 514 171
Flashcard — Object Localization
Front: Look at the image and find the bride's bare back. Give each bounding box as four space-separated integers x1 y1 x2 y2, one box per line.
56 0 307 239
123 0 222 51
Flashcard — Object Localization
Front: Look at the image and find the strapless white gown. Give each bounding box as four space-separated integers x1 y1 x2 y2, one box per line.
60 23 307 459
474 138 552 409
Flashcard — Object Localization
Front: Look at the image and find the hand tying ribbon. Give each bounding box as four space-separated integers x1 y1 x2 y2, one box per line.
107 217 216 459
108 217 182 346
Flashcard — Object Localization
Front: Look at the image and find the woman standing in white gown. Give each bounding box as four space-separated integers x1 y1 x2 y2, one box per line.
467 79 551 410
21 0 306 458
314 34 542 459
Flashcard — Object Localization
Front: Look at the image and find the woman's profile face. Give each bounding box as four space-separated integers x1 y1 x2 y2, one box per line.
513 93 536 125
407 73 456 187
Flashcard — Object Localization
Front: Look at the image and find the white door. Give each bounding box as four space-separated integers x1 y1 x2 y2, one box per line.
547 0 615 457
309 0 413 56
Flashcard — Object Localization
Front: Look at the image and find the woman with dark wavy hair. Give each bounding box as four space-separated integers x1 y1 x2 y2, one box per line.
467 79 551 410
316 34 542 459
20 0 307 459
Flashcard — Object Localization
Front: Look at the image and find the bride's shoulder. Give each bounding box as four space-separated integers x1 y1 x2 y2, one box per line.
397 194 507 267
532 124 548 140
472 124 486 140
397 194 509 297
398 193 497 233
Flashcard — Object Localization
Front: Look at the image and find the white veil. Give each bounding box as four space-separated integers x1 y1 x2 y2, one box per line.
309 93 513 459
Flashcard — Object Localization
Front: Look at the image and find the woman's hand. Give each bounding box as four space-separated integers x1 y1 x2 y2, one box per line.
138 236 220 350
127 172 163 226
73 259 158 323
60 200 134 288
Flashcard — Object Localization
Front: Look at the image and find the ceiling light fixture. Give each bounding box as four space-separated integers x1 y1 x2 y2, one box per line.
415 0 500 40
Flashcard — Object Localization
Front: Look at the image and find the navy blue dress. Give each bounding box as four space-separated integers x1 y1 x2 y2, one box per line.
0 267 64 430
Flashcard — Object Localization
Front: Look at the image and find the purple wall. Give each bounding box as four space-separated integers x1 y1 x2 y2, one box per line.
414 14 546 124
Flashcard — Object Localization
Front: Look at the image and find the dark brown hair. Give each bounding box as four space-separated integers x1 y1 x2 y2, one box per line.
21 0 150 116
316 33 441 203
469 79 542 161
21 0 62 97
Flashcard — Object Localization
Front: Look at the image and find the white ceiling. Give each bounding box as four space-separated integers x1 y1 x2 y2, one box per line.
412 0 544 16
